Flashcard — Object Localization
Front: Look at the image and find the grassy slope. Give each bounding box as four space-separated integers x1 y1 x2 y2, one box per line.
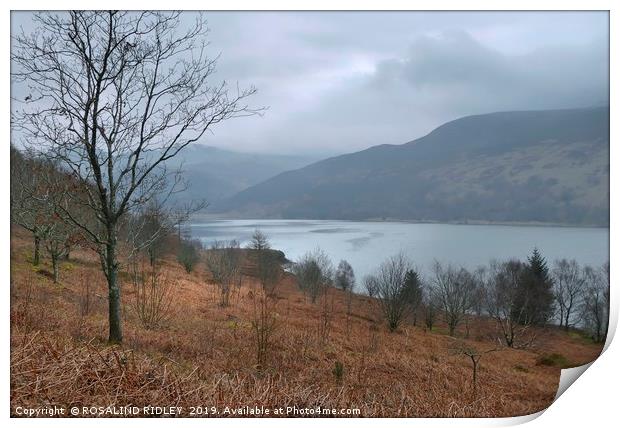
10 229 603 417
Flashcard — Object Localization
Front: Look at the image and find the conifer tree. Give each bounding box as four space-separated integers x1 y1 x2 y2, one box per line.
402 269 423 325
515 248 555 325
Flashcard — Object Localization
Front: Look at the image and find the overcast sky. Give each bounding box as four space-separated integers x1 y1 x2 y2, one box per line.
12 11 609 156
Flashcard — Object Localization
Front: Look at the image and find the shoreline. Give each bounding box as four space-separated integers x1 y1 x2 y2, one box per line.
188 214 609 229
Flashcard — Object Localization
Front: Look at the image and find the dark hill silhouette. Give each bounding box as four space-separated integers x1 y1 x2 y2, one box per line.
215 107 609 225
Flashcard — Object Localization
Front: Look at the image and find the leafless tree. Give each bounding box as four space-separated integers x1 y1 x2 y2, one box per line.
374 253 412 332
177 238 201 273
12 11 260 343
402 268 423 326
552 259 585 331
205 240 242 307
422 284 439 331
602 261 610 339
256 250 282 296
335 259 356 330
10 147 52 266
471 266 488 317
580 264 609 342
485 260 535 348
431 261 475 337
335 259 355 292
317 289 336 346
449 339 501 397
130 259 177 329
250 286 278 369
363 274 379 298
41 219 73 283
247 230 281 295
11 148 86 281
292 248 333 303
134 200 176 266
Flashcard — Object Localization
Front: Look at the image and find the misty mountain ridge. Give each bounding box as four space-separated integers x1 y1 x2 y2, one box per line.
167 145 320 204
212 106 609 226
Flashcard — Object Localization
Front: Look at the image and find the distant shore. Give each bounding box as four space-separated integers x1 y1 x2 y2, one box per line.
189 213 609 229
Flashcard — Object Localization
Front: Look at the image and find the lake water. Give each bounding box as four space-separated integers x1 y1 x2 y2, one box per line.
188 219 609 280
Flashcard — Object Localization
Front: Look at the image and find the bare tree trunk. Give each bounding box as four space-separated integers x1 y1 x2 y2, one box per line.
449 322 456 337
564 309 571 331
51 254 59 283
33 235 40 266
471 356 479 396
105 227 123 344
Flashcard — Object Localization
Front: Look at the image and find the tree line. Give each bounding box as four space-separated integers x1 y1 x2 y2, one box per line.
292 246 609 346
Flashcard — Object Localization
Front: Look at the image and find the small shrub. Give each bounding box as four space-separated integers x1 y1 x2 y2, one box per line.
536 353 570 368
250 287 278 369
332 360 344 383
177 239 201 273
317 291 335 346
130 262 177 329
292 248 333 303
205 241 241 307
514 364 529 373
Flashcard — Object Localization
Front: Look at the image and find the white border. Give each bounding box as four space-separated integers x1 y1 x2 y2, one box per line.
2 1 617 427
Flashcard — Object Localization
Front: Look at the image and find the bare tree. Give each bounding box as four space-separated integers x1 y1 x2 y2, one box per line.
11 149 86 281
255 250 282 296
205 240 242 307
602 261 610 339
363 274 379 298
130 260 177 329
485 260 534 348
12 11 260 343
335 259 355 332
318 291 336 345
10 148 52 266
335 260 355 292
177 238 201 273
135 200 175 266
246 230 281 295
552 259 585 331
581 264 609 342
431 261 475 337
374 253 412 332
41 219 73 283
449 339 501 397
292 248 333 303
422 284 439 331
250 286 278 369
471 266 488 317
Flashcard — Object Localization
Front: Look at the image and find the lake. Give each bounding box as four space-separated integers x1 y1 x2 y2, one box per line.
188 219 609 280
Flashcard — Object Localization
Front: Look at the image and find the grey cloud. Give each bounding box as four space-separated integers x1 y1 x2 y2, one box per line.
369 31 608 109
10 11 609 156
240 29 608 155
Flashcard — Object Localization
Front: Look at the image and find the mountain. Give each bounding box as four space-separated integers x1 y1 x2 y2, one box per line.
214 107 609 226
168 145 319 204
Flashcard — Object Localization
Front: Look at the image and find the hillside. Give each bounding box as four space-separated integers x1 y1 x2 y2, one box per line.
215 107 609 226
167 145 319 204
10 229 604 417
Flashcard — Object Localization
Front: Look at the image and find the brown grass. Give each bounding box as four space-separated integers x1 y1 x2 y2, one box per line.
10 229 603 417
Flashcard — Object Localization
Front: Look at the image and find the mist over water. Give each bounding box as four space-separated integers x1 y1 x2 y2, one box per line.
189 220 609 281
